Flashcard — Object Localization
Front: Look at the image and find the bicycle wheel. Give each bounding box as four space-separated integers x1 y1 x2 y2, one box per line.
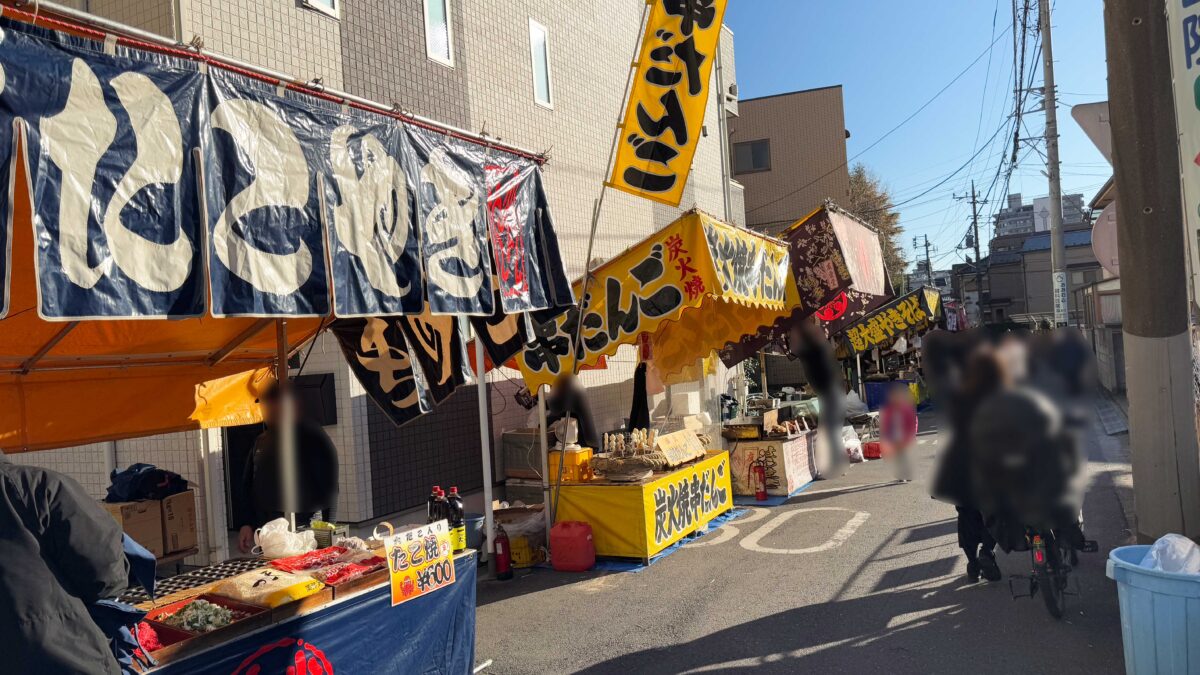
1039 572 1067 619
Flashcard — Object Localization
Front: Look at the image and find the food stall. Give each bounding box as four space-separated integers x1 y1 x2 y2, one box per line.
716 204 891 499
0 5 575 670
838 286 942 410
514 210 793 561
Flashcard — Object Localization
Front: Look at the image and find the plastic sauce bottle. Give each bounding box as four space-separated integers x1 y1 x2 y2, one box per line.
447 487 466 553
427 486 442 524
433 488 449 524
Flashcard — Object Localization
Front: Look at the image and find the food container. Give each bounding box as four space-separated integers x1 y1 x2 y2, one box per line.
142 594 270 663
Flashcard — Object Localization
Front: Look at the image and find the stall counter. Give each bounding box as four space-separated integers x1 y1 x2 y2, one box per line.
147 552 476 674
554 452 733 563
728 433 817 498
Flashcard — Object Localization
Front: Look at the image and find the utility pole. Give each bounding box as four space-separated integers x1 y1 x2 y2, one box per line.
1105 0 1200 540
912 235 933 287
1039 0 1068 326
955 181 988 325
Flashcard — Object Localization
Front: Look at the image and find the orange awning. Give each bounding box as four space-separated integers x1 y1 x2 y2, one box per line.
0 144 322 452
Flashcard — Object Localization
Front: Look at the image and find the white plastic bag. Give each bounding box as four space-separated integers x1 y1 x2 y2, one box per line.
1140 534 1200 575
253 518 317 559
845 438 864 463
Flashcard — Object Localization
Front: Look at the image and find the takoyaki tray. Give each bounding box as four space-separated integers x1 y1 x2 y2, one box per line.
118 557 268 604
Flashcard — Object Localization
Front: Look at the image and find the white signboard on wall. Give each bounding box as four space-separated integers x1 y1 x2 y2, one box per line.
1165 0 1200 306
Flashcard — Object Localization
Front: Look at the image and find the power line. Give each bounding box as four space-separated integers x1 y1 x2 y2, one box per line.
745 22 1014 218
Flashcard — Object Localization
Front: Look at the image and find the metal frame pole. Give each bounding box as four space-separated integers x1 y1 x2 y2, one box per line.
537 386 552 539
474 330 496 573
275 319 298 531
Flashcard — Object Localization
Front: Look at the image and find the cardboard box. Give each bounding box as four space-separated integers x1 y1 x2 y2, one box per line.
161 490 197 554
104 500 164 558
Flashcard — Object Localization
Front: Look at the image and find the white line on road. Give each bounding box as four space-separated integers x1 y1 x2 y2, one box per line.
739 507 871 554
689 507 769 547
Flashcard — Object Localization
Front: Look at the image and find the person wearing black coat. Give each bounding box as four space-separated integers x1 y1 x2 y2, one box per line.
546 373 601 450
0 451 129 674
924 329 1003 583
789 319 846 478
236 384 340 554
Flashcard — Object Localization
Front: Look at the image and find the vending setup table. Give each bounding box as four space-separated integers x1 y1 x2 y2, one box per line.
553 451 734 563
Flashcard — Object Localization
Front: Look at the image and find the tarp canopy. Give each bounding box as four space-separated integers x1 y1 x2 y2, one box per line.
0 13 572 451
517 210 792 391
0 151 321 452
839 286 943 356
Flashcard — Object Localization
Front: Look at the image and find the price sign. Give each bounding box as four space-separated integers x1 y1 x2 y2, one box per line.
385 520 456 606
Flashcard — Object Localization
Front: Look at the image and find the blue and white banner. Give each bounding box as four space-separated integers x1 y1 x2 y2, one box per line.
0 23 207 320
326 120 424 317
0 19 573 321
203 70 332 317
403 125 494 316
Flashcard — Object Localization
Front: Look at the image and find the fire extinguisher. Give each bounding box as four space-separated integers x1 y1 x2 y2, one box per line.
494 524 513 580
749 453 767 502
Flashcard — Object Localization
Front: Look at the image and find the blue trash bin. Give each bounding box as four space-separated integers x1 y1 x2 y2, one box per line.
1106 545 1200 674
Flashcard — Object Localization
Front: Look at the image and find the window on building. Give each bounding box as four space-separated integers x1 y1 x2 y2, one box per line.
424 0 454 66
934 277 947 287
529 19 553 108
302 0 337 18
733 139 771 174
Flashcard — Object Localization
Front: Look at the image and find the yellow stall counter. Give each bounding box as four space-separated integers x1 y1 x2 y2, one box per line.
554 451 733 562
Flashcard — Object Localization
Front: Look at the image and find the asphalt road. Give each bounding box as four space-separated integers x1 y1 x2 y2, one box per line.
476 410 1133 674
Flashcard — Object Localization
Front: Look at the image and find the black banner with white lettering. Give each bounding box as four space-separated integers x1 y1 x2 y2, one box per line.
400 313 473 404
0 19 573 321
403 125 494 316
326 120 424 317
332 317 432 428
0 22 207 319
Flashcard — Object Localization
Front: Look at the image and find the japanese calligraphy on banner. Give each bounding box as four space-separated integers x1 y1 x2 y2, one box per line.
843 287 942 355
648 451 731 552
469 286 530 367
608 0 728 206
516 211 789 391
400 312 473 404
403 125 494 316
385 520 456 607
331 317 432 427
1165 0 1200 308
718 205 889 368
0 24 207 320
0 18 573 321
326 121 424 317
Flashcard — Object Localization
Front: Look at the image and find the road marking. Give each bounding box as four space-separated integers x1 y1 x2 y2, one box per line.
739 507 871 554
689 507 769 547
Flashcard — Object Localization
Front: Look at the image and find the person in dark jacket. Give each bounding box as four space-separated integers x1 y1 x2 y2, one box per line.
789 319 846 478
546 373 601 450
925 330 1003 583
0 451 129 674
236 384 340 553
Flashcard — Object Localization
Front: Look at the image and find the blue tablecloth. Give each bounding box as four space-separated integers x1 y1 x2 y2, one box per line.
156 552 477 674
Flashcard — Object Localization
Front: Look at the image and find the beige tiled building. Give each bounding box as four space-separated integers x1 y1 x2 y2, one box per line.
728 86 851 235
22 0 743 562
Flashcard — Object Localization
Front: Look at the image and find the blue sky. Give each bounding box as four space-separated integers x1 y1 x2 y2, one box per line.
725 1 1110 272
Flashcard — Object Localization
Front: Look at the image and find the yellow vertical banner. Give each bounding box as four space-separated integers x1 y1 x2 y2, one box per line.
608 0 729 206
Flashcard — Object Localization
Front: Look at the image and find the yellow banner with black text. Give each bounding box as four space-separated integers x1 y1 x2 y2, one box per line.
608 0 729 206
516 211 790 391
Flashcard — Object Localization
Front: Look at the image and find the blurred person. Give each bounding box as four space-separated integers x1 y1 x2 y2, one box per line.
927 333 1004 583
547 372 601 450
880 383 918 482
790 319 846 478
236 383 340 553
973 329 1091 555
0 450 129 673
